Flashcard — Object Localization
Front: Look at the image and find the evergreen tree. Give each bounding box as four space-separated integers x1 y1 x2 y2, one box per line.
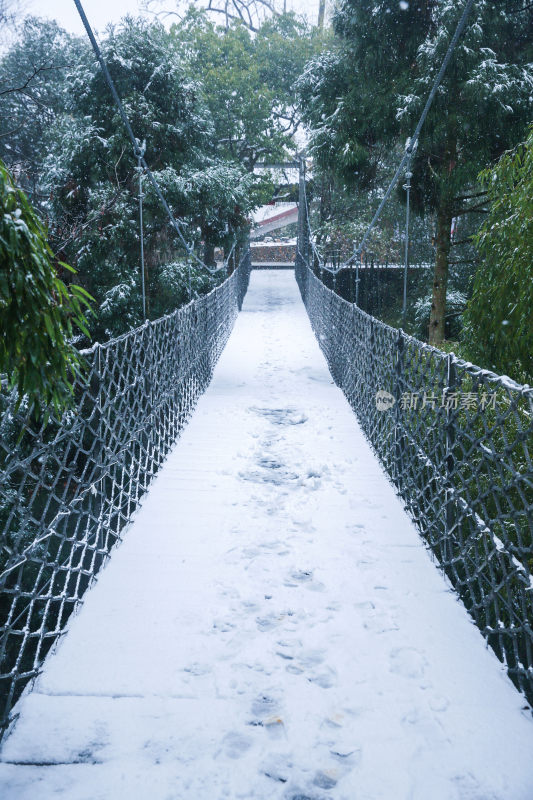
0 18 89 196
2 14 317 340
398 0 532 344
461 126 533 382
298 1 433 187
171 9 317 170
1 17 264 339
24 18 256 337
298 0 532 345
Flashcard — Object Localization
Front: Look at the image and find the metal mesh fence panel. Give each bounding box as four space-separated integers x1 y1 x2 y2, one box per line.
296 252 533 705
0 251 251 738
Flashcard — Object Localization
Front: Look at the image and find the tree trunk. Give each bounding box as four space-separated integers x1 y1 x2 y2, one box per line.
318 0 326 29
428 202 453 346
144 261 150 319
204 242 216 268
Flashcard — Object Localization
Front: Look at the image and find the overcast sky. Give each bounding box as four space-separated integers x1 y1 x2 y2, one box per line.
22 0 324 36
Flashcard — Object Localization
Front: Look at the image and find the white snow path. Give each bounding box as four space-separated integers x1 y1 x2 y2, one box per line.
1 271 532 800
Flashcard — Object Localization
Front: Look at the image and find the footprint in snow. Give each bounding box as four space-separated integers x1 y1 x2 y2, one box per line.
183 662 211 676
257 456 284 469
313 770 338 789
284 569 326 593
284 648 324 685
243 547 264 560
307 580 326 593
257 610 297 633
389 646 427 679
276 638 303 657
429 694 450 713
259 433 283 449
259 539 285 551
282 648 336 688
356 556 377 570
298 649 325 668
308 669 337 689
261 753 293 784
250 406 308 426
363 615 400 635
323 713 345 729
330 747 362 766
285 569 313 586
240 600 261 616
286 663 305 675
251 694 280 718
222 731 253 759
212 618 236 633
256 614 279 632
349 523 366 533
359 603 399 634
452 773 502 800
239 467 299 487
354 601 375 612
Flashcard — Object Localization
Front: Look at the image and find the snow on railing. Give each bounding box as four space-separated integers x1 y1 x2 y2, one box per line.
296 249 533 707
0 250 251 739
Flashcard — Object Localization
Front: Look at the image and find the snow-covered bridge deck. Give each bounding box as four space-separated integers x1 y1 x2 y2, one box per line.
1 271 532 800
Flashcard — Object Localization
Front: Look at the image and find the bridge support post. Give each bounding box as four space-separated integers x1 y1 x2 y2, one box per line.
355 247 360 307
402 152 413 329
298 155 307 265
90 344 106 563
394 329 405 488
136 146 147 320
444 354 457 565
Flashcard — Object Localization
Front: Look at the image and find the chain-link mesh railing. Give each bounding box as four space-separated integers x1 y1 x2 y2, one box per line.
296 251 533 705
310 258 433 323
0 251 251 738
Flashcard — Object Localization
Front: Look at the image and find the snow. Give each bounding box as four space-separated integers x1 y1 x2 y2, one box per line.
251 238 297 248
252 204 298 225
1 270 533 800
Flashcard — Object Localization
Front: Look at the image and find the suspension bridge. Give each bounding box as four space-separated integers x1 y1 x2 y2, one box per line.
1 256 533 800
1 0 533 796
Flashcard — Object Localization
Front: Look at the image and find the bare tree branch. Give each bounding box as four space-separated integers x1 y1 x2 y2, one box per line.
51 186 126 256
0 63 73 97
143 0 283 32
